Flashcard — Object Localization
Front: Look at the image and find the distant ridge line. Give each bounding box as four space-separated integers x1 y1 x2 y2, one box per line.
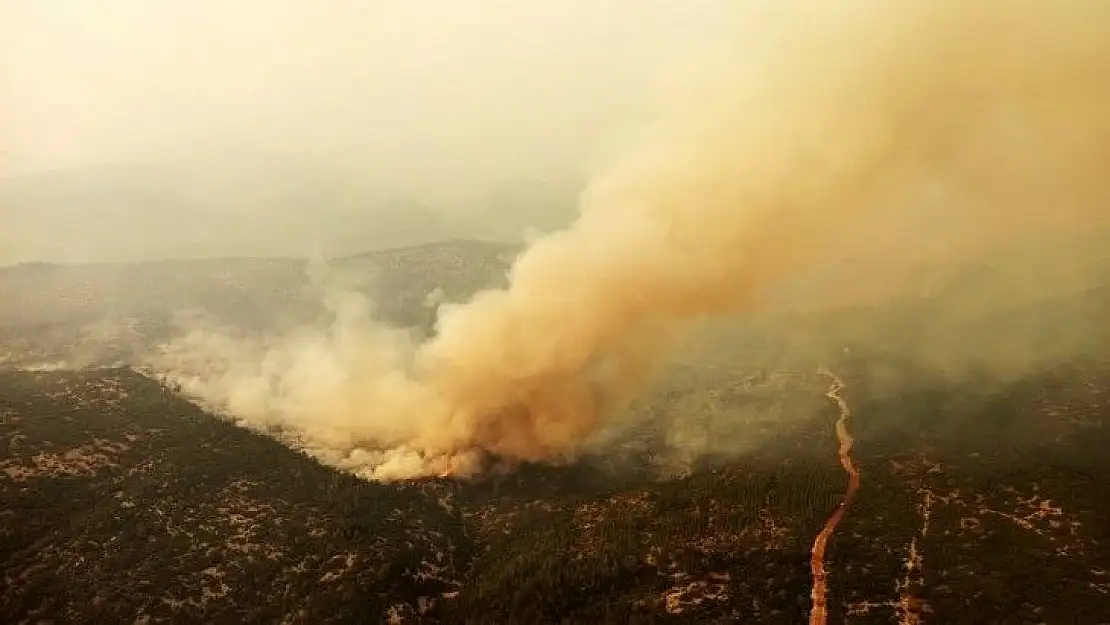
0 238 521 271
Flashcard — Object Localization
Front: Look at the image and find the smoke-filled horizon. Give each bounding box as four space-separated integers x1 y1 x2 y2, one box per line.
1 1 731 264
150 0 1110 480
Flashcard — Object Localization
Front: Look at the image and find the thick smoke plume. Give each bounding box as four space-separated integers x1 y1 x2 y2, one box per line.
155 0 1110 480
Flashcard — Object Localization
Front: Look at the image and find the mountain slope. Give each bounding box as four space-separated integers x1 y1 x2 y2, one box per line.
0 368 467 623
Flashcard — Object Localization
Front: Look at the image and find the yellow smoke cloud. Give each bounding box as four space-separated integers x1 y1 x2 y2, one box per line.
156 0 1110 479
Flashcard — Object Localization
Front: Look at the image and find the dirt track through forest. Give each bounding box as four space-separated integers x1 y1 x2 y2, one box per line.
809 366 861 625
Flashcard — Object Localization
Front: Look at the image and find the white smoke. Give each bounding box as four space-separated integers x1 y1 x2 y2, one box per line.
151 0 1110 480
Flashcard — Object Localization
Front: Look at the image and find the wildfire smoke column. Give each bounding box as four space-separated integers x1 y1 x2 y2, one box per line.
155 0 1110 480
398 0 1110 468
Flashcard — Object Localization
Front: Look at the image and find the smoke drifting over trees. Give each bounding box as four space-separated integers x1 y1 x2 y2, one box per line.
143 0 1110 479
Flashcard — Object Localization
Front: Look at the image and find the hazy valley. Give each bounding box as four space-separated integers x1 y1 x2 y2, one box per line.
3 240 1110 623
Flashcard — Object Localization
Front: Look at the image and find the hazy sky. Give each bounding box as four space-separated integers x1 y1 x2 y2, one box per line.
2 1 728 188
0 1 734 263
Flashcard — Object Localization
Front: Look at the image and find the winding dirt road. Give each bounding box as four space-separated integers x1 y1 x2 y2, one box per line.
809 366 862 625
